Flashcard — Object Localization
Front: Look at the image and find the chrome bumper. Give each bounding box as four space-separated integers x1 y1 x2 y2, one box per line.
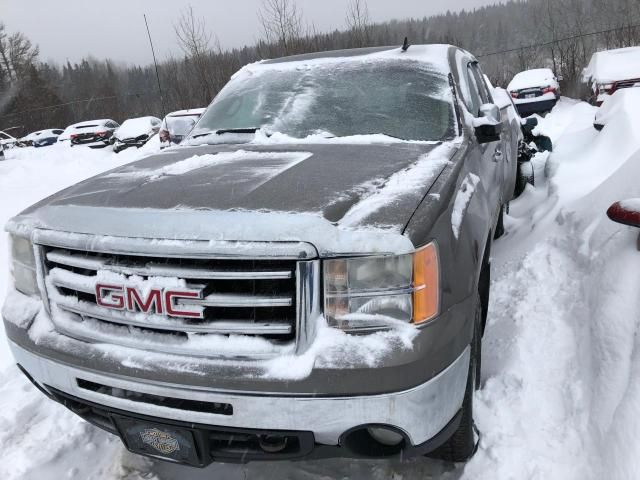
10 340 469 446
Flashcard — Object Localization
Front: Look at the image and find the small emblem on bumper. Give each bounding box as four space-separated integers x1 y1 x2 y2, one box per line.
140 428 181 455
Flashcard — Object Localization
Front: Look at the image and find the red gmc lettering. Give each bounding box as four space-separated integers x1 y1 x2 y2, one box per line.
96 284 204 319
126 288 163 315
95 284 125 310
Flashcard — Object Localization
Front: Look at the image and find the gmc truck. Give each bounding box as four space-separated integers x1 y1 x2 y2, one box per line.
3 45 519 467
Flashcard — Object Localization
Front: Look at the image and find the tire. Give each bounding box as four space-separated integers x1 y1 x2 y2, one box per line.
514 161 534 197
494 205 505 239
429 296 481 462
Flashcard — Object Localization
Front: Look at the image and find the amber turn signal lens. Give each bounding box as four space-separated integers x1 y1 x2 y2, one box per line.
412 242 439 324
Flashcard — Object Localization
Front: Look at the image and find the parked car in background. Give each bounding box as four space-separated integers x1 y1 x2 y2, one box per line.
21 129 64 147
583 46 640 106
159 108 205 148
69 119 120 148
507 68 560 116
113 116 161 153
593 88 640 130
0 130 22 149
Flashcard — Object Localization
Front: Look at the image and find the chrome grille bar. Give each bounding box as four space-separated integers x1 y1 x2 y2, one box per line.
57 304 293 335
49 268 293 308
47 250 293 280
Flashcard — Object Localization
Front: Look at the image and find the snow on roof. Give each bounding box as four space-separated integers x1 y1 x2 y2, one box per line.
583 47 640 83
166 108 206 117
72 119 111 128
237 44 454 79
115 116 159 139
22 129 62 141
507 68 557 91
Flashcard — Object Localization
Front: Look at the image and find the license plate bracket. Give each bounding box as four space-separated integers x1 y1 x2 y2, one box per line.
113 415 204 466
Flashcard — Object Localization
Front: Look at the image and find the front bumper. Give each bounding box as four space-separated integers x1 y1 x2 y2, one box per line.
9 339 469 450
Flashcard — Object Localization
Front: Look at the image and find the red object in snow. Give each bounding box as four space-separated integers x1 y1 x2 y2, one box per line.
607 201 640 228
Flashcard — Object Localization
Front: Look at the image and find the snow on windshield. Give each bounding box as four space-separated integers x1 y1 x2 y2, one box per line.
166 115 198 136
193 58 455 142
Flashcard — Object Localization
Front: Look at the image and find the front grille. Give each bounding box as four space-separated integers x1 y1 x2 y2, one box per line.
40 246 298 357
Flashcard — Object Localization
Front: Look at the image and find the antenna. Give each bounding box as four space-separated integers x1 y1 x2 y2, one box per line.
144 14 166 118
402 37 410 52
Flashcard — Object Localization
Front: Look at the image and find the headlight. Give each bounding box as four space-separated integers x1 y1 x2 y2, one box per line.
324 242 439 332
9 234 39 296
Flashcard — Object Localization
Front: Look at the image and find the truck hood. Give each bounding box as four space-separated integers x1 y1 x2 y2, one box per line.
11 142 457 256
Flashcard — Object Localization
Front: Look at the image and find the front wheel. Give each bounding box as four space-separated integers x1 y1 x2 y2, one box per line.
428 297 481 462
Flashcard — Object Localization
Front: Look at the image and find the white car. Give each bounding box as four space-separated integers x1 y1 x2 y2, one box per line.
21 129 64 147
159 108 206 148
59 119 119 148
0 130 21 149
507 68 560 117
583 46 640 106
113 116 161 153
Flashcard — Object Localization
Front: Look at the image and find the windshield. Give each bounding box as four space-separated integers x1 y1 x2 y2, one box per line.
167 116 199 136
191 60 455 142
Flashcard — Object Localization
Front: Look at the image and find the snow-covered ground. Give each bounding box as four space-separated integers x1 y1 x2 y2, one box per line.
2 97 640 479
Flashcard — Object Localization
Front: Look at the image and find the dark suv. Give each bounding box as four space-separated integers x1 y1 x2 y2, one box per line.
4 45 518 467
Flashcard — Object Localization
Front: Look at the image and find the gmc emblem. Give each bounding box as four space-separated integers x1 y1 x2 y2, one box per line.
95 283 204 319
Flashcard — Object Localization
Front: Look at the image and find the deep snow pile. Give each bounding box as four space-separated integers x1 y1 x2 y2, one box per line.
2 98 640 479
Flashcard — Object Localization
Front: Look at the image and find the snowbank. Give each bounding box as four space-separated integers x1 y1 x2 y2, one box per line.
463 97 640 480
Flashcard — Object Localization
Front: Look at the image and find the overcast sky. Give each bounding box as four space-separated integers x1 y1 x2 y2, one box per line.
1 0 500 66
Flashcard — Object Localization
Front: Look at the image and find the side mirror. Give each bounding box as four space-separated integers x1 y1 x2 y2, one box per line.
475 104 502 144
607 200 640 228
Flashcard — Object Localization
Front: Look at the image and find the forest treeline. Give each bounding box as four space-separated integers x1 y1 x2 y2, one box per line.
1 0 640 135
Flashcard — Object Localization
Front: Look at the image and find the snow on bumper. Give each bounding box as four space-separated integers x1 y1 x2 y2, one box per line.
8 339 469 446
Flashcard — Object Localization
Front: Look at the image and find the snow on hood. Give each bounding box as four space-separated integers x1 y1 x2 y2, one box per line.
8 141 457 255
583 46 640 83
115 116 158 140
508 68 557 91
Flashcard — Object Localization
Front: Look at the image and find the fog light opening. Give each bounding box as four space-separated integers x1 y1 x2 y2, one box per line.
258 434 289 453
367 427 404 446
342 425 407 457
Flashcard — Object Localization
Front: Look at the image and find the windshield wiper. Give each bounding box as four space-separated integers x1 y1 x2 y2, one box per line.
191 128 260 139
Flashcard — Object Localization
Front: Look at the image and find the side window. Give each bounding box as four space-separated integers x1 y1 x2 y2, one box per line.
464 64 483 116
471 63 492 104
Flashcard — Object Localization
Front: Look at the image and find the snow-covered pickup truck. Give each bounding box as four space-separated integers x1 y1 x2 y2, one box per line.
3 45 518 467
